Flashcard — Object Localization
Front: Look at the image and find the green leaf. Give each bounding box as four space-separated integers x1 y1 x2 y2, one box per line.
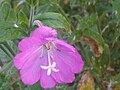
112 73 120 84
26 0 40 6
0 21 25 42
70 0 77 9
74 29 104 57
34 12 71 31
36 4 57 14
28 82 44 90
18 11 29 25
76 13 97 30
112 28 120 47
47 0 60 4
82 30 104 47
33 0 40 6
0 48 10 62
7 10 17 22
93 44 110 75
14 0 25 12
0 2 17 22
0 2 11 20
113 0 120 19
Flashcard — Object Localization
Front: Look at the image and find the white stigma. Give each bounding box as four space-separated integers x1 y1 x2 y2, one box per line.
41 62 59 76
40 49 59 76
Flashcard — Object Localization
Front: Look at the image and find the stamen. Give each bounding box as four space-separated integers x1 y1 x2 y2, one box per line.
40 47 44 58
45 43 50 50
52 43 60 51
47 50 51 66
40 49 59 76
40 42 59 76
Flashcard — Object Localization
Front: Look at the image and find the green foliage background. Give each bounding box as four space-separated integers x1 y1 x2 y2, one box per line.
0 0 120 90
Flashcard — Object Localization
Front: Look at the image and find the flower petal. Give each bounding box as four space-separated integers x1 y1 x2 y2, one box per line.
56 50 83 73
54 39 75 52
51 51 75 83
20 57 41 85
14 46 42 70
32 26 57 39
54 39 84 73
19 46 51 86
40 55 57 88
18 37 46 52
40 70 57 88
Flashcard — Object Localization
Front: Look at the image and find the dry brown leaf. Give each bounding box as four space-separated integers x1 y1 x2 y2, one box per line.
107 67 115 72
77 71 95 90
81 35 103 57
63 0 70 5
113 84 120 90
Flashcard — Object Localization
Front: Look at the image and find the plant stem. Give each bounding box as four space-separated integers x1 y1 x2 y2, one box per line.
1 60 13 73
54 4 74 31
0 59 3 66
97 16 102 35
10 77 20 85
0 44 13 59
56 4 69 22
79 43 93 67
28 2 34 35
3 42 15 57
78 42 104 89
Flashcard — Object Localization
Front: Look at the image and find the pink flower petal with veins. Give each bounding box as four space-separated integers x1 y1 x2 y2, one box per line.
18 37 46 52
51 40 84 73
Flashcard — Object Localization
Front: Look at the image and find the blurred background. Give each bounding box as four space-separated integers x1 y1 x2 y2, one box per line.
0 0 120 90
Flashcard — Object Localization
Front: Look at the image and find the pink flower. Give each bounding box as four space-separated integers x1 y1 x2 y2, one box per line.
0 66 2 71
14 25 84 88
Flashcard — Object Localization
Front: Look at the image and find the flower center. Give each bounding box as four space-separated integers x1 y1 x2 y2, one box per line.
44 42 55 50
40 42 59 76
